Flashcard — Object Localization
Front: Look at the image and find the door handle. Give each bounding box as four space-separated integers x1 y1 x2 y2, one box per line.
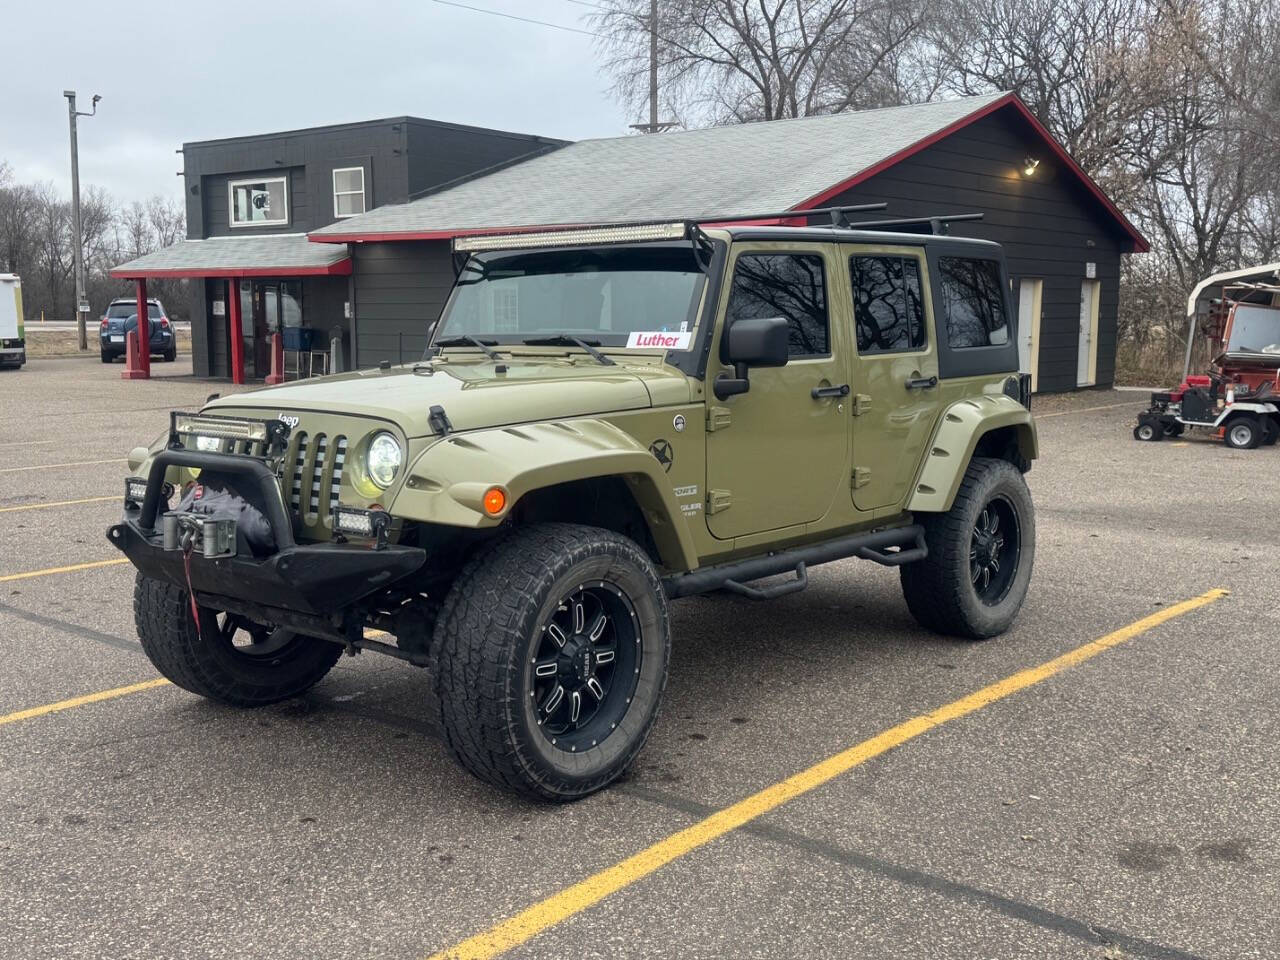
811 383 851 399
905 375 938 390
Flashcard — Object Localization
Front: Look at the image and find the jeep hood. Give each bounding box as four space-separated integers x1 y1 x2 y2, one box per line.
205 357 691 436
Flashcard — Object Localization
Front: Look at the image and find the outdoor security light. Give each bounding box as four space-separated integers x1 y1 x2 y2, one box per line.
1022 157 1041 177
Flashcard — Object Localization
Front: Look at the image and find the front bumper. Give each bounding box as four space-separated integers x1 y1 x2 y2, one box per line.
106 447 425 616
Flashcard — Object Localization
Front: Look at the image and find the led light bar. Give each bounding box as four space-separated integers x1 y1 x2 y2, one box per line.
172 412 270 443
453 222 689 253
125 476 149 505
333 505 391 544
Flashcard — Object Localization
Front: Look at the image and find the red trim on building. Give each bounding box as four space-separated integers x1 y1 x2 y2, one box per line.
793 93 1149 253
109 259 353 280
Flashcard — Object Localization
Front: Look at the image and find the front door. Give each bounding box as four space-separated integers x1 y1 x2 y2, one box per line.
1078 279 1099 386
705 244 850 540
1018 278 1043 391
846 247 942 512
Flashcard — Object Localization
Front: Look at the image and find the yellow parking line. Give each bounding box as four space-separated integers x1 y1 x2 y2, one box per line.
0 458 127 474
1036 400 1146 419
0 678 170 728
426 588 1229 960
0 495 119 513
0 558 130 583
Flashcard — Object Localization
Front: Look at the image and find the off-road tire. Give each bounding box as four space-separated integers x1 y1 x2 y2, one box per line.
900 457 1035 640
133 573 342 706
434 523 670 801
1223 415 1261 450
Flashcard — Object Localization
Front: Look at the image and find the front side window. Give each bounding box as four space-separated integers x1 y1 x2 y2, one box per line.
938 257 1008 348
437 246 704 344
229 177 288 227
333 167 366 218
851 255 926 354
726 253 828 357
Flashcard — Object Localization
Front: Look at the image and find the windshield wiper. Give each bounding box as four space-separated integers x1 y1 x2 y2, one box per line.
522 335 615 366
433 335 501 360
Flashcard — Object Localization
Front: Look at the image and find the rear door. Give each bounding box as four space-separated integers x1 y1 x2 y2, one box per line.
846 245 942 512
705 242 851 539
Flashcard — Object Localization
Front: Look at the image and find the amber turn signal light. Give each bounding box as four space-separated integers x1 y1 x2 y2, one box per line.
483 487 507 515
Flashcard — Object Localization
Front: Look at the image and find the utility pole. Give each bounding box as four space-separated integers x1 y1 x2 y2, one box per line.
630 0 676 134
64 90 101 350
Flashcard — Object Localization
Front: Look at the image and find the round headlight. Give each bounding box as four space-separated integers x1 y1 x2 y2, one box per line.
366 432 403 488
194 435 222 452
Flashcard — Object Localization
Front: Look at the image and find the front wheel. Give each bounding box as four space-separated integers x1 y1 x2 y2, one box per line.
434 523 671 801
901 457 1035 640
133 574 342 706
1223 416 1261 450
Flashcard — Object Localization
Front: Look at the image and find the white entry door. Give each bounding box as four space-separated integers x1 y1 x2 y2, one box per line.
1017 279 1043 391
1078 280 1100 387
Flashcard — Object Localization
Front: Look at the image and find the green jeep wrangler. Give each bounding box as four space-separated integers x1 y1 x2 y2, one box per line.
109 209 1037 800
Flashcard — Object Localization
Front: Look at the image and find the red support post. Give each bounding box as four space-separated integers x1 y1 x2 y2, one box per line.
121 278 150 380
228 278 245 385
264 332 285 385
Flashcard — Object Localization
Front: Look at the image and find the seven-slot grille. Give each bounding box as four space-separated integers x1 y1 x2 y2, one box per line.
287 432 348 527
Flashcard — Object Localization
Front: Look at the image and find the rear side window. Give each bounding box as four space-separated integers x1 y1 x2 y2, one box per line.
726 253 828 356
938 257 1008 348
850 256 926 353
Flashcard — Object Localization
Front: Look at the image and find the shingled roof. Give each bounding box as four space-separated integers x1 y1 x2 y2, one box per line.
112 234 352 279
308 92 1147 251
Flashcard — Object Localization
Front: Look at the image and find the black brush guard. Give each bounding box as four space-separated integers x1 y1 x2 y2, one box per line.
106 448 425 616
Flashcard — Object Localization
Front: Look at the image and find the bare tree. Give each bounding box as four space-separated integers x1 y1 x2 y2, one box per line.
589 0 928 126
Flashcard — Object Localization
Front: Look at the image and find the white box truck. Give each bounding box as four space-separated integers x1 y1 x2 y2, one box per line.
0 274 26 369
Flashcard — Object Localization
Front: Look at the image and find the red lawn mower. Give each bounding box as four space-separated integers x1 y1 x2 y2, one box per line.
1134 288 1280 449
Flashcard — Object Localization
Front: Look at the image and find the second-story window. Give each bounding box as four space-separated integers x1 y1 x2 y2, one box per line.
229 177 288 227
333 167 366 218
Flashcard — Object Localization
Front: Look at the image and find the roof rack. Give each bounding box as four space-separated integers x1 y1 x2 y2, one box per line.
450 206 984 262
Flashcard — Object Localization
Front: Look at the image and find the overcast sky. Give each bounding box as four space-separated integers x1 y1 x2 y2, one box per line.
4 0 629 204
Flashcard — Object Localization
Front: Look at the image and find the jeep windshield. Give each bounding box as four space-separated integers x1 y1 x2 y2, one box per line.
434 246 705 350
1225 303 1280 355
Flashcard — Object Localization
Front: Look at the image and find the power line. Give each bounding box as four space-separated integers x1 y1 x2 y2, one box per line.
428 0 602 37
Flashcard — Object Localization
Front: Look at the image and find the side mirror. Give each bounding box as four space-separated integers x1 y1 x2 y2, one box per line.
715 317 789 398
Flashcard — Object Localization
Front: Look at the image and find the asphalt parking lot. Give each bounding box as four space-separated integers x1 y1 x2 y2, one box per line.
1 359 1276 960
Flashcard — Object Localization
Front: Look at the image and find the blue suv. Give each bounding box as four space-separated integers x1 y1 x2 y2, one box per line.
100 298 176 363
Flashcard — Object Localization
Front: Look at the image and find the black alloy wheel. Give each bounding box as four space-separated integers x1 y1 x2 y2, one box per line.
969 497 1020 606
530 582 641 752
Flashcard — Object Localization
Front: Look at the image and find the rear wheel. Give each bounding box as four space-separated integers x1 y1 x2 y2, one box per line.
133 573 342 706
1223 416 1262 450
901 457 1035 640
163 346 177 362
100 350 113 363
434 523 670 800
1261 417 1278 446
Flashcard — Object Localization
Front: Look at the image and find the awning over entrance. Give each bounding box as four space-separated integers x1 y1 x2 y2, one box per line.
110 234 352 279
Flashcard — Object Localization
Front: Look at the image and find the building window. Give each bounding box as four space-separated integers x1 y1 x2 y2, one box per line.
850 255 927 354
937 256 1009 348
333 167 366 218
726 253 829 357
228 177 289 228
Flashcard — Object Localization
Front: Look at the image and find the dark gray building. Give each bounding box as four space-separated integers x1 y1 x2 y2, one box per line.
113 117 562 379
310 92 1147 391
